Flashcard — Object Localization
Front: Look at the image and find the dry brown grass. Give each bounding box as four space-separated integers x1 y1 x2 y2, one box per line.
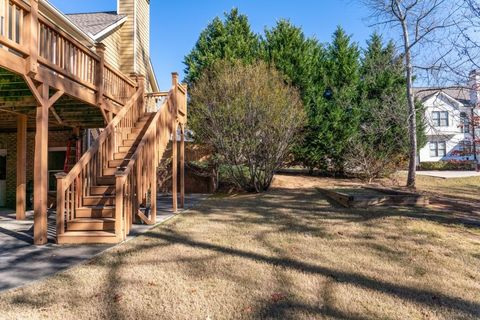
0 174 479 319
388 172 480 202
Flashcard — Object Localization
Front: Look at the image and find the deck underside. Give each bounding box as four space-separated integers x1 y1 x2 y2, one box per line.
0 67 106 131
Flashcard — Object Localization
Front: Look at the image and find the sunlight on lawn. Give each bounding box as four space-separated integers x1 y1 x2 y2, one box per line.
0 175 478 319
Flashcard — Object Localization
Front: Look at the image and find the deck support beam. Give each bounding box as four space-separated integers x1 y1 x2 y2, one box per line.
172 121 178 213
16 114 27 220
180 124 185 209
33 83 49 245
171 73 178 213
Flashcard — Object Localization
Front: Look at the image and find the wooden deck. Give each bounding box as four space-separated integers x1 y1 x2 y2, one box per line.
0 0 187 245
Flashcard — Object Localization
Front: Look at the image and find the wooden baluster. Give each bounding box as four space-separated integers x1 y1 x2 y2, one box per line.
10 4 15 42
16 6 22 44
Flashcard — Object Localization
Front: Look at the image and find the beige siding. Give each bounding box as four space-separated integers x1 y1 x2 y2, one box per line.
116 0 154 91
101 26 122 69
118 0 136 75
135 0 150 78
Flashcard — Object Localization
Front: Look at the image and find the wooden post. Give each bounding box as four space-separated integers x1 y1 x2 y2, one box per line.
171 73 178 213
25 0 39 76
73 127 81 206
33 83 49 245
95 43 106 107
137 75 146 116
55 172 66 238
150 119 158 223
180 124 185 209
115 174 125 241
106 111 114 161
16 114 27 220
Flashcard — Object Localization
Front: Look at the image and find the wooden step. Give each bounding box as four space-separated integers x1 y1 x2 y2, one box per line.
57 231 119 244
118 146 132 153
108 159 127 168
83 195 115 206
103 167 117 176
67 218 115 231
122 139 138 147
114 152 128 160
76 206 115 218
127 133 140 140
96 175 115 185
131 128 142 134
90 185 115 195
135 119 148 127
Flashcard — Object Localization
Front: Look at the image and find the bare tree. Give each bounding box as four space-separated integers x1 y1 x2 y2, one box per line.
362 0 460 188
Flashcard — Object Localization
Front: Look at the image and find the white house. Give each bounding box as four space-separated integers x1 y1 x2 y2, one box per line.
416 83 479 163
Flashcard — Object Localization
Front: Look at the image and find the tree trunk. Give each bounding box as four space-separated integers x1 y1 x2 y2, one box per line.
401 19 417 189
471 108 478 170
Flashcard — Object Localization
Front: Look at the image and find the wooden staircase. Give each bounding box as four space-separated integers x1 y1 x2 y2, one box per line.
57 114 154 244
55 74 188 245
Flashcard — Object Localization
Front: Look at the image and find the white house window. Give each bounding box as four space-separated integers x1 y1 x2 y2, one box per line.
460 112 470 133
429 141 446 157
432 111 449 127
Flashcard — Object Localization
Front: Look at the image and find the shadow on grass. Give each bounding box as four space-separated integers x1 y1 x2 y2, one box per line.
3 186 479 318
148 227 480 317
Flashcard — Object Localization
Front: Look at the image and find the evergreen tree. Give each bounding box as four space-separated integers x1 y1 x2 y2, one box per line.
302 27 361 173
346 33 426 180
184 8 261 84
263 20 323 101
262 20 324 167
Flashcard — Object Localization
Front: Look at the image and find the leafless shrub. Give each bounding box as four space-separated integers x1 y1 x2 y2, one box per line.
189 60 305 192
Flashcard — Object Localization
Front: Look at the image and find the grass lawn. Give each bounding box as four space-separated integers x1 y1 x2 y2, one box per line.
0 175 479 319
388 172 480 202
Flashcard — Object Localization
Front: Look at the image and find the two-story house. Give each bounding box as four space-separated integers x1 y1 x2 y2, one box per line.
416 72 480 164
0 0 187 245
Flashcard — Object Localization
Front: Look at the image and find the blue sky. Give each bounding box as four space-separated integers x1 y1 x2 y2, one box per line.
50 0 389 90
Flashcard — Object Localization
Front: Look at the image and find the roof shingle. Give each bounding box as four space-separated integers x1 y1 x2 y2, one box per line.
66 11 126 37
414 87 472 106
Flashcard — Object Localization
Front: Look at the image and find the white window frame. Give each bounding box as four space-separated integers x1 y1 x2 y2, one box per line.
429 141 446 157
460 112 470 133
432 111 449 127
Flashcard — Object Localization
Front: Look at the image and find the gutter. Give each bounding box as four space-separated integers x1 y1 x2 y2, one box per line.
93 16 128 41
148 58 160 92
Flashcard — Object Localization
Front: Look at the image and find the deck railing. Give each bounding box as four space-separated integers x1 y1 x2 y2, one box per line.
115 79 186 239
56 85 145 239
0 0 136 106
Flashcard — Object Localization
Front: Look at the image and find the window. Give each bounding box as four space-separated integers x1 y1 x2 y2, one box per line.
429 141 447 157
432 111 449 127
461 112 470 133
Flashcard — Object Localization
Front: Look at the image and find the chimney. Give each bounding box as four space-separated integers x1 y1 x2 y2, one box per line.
117 0 150 77
469 70 480 107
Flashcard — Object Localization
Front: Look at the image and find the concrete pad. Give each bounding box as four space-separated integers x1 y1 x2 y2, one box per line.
0 194 208 292
415 171 480 179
